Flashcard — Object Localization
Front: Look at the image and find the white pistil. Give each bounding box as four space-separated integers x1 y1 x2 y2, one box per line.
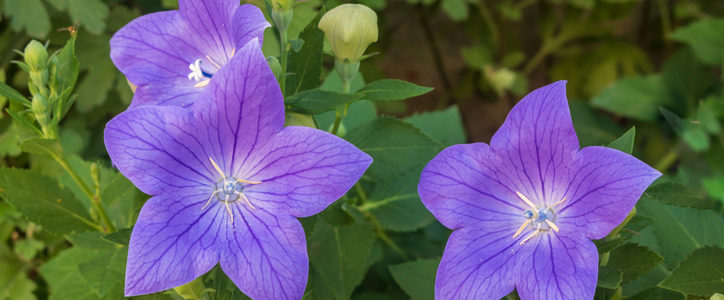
512 192 565 244
188 59 206 82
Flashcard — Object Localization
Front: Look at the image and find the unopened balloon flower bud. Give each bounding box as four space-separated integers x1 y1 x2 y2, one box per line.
318 4 378 63
24 40 48 71
269 0 294 32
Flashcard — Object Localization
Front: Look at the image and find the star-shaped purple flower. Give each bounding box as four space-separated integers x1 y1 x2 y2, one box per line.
110 0 269 108
104 40 372 298
418 81 661 300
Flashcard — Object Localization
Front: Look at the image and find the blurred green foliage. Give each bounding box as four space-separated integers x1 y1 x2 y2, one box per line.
0 0 723 299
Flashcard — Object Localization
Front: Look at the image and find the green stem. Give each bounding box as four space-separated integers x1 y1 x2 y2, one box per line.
476 1 499 46
53 154 115 233
367 213 408 259
654 146 678 172
354 182 368 204
330 70 353 135
279 29 289 95
657 0 671 40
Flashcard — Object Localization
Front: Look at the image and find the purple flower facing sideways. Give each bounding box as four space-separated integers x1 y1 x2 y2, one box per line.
418 81 661 300
104 40 372 298
110 0 269 107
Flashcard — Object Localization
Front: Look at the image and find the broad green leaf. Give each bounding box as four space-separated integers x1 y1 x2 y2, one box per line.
0 82 30 106
39 246 123 300
309 209 375 300
3 0 51 38
591 75 671 122
659 246 724 297
645 181 713 209
315 72 375 132
361 171 434 232
671 18 724 65
0 168 97 235
0 252 36 300
14 239 44 260
67 0 109 35
570 102 624 147
597 266 623 289
345 117 440 181
319 204 354 227
285 89 363 114
74 233 127 297
389 258 439 300
608 243 663 283
100 172 143 228
607 126 635 154
357 79 433 102
75 33 115 112
404 105 466 147
285 9 325 96
638 198 724 268
20 138 62 158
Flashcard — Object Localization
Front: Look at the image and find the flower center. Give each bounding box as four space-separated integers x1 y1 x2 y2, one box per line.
511 191 566 245
186 49 236 88
202 157 261 224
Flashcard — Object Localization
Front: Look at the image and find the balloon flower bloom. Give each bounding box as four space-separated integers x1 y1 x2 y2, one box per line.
418 81 661 300
110 0 269 107
105 40 372 299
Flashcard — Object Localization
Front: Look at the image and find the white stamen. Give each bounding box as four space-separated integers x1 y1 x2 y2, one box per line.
209 157 225 178
225 195 234 223
202 190 218 210
188 59 207 82
512 219 531 239
551 197 567 207
237 178 262 185
205 55 222 69
236 192 256 209
546 220 560 232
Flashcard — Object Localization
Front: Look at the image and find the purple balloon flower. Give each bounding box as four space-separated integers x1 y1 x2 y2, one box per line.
418 81 661 300
110 0 269 108
104 40 372 298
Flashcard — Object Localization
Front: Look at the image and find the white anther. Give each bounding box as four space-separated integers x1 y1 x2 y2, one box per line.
188 59 206 82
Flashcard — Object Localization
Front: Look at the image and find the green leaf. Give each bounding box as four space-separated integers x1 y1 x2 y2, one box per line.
441 0 468 21
607 126 635 154
102 228 132 246
597 265 623 289
2 0 51 38
285 89 363 114
645 181 713 209
608 243 663 283
309 209 375 300
67 0 109 35
658 246 724 297
389 258 439 300
345 117 440 181
49 31 79 106
591 75 671 122
357 79 433 102
0 168 97 234
0 82 30 106
638 198 724 268
315 72 375 132
361 171 434 232
285 9 325 96
319 204 354 227
0 251 36 300
39 245 124 300
671 18 724 65
20 138 62 158
100 172 143 228
77 239 127 297
404 106 466 147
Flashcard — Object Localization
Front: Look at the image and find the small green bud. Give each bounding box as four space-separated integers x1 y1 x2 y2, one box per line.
24 40 48 71
266 56 282 79
31 94 49 125
318 4 378 63
269 0 294 32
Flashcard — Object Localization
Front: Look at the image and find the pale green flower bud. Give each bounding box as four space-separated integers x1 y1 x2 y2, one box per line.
24 40 48 71
31 94 49 125
318 4 378 63
269 0 294 32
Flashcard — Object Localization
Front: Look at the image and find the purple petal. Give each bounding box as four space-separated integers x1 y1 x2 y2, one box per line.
557 146 661 239
489 81 579 206
110 11 205 107
515 234 598 300
435 226 519 300
220 207 307 300
418 143 525 230
193 40 285 177
232 4 270 48
178 0 237 63
241 126 372 218
104 106 215 195
125 189 222 296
